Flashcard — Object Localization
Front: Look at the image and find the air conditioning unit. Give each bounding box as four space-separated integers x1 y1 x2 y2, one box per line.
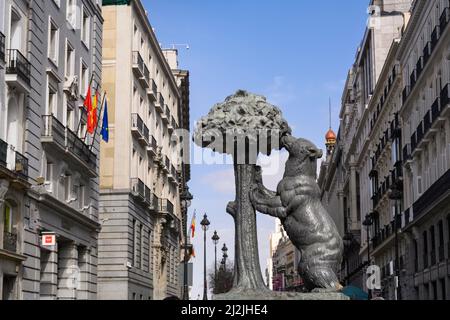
126 261 132 269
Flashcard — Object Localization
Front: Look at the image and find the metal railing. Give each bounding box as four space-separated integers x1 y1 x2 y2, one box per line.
42 115 96 171
3 231 17 252
431 26 440 51
160 199 174 215
431 97 441 122
15 151 29 178
441 83 449 107
423 42 431 65
423 110 431 134
151 79 157 95
6 49 31 85
132 51 144 76
149 135 157 150
0 138 7 166
143 64 150 87
440 7 449 32
0 31 5 62
145 185 151 205
131 178 145 199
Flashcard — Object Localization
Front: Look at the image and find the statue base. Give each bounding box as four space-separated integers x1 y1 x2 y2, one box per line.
214 289 349 300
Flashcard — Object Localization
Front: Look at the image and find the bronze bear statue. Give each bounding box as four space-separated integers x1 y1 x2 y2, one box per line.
250 134 343 292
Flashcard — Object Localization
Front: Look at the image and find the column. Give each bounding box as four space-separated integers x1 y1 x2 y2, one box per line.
57 242 78 300
39 245 58 300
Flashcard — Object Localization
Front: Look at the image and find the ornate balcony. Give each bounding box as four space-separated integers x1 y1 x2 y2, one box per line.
430 26 440 51
0 138 29 183
5 49 31 92
41 115 97 177
147 79 157 101
3 231 17 253
160 199 174 215
423 42 431 65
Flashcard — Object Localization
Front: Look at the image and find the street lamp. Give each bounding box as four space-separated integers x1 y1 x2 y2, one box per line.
200 214 210 300
212 231 220 282
180 187 193 300
389 185 403 301
222 243 228 270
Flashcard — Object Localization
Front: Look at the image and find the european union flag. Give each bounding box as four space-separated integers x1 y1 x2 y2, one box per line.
101 99 109 143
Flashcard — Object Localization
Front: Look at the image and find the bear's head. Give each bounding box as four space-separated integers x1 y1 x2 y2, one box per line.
281 135 323 178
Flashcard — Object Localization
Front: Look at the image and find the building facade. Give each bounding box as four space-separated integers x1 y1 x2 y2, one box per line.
318 0 413 298
398 0 450 300
99 0 190 300
320 0 450 300
1 0 103 300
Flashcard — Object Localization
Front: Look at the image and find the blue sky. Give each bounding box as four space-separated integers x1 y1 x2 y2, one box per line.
143 0 370 299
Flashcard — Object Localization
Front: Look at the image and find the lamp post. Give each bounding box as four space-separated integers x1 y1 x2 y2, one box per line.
212 231 220 282
180 188 193 300
222 243 228 270
362 214 373 299
389 186 403 301
200 214 210 300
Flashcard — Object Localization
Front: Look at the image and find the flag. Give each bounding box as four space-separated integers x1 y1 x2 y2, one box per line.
190 211 196 238
84 85 95 134
92 90 100 131
100 98 109 143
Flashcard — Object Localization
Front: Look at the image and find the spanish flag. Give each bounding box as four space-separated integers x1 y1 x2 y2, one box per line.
190 211 196 238
87 89 99 134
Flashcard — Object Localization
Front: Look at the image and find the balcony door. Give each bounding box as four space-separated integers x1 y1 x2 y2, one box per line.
6 97 20 170
9 8 22 51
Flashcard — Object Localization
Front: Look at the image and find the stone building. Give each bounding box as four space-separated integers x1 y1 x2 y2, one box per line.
1 0 103 300
98 0 191 300
318 0 413 297
398 0 450 300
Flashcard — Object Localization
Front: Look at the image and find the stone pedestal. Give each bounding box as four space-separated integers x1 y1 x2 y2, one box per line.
214 289 349 300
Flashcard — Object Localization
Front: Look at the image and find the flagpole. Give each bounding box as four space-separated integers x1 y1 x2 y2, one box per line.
74 73 95 147
89 91 107 152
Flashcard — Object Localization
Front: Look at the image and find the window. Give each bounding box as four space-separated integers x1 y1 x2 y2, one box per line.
65 41 75 78
64 173 72 202
67 0 76 28
3 202 13 234
48 18 59 64
65 99 74 130
81 8 90 47
48 84 58 116
45 161 54 193
80 61 89 97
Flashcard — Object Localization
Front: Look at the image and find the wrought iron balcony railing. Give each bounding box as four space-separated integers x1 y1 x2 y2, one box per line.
42 115 96 173
0 138 29 179
3 231 17 252
0 138 7 166
6 49 31 85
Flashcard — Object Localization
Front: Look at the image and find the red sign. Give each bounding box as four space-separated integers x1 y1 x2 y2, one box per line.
42 234 56 246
